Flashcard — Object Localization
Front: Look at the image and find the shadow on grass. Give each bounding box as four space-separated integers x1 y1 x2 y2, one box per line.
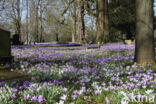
0 69 31 82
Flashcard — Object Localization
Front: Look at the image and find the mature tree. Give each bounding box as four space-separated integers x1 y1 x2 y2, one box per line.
0 1 12 29
96 0 109 48
0 0 97 44
135 0 155 65
34 0 39 43
60 0 76 42
39 0 43 42
70 1 77 43
10 0 22 42
39 0 50 42
16 0 21 41
73 1 77 43
26 0 29 44
76 0 86 43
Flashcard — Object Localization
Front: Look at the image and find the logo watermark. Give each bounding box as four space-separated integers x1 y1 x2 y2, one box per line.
121 92 155 103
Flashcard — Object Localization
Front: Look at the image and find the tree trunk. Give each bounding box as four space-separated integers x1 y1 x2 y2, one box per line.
135 0 155 65
76 0 86 44
26 0 29 44
72 1 77 43
39 13 43 42
39 1 43 42
96 0 109 48
17 0 21 42
35 1 39 43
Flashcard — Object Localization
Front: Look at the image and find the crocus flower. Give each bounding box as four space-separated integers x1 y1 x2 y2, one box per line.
63 88 67 92
31 96 38 101
10 94 16 99
106 97 111 104
73 90 78 95
19 86 24 90
37 95 44 103
11 88 18 93
0 82 5 87
72 95 77 100
60 95 67 101
24 94 30 100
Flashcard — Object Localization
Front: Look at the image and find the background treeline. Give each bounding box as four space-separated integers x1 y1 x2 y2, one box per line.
0 0 154 44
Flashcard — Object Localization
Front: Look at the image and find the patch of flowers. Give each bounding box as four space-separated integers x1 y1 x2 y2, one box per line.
0 42 155 103
0 81 67 104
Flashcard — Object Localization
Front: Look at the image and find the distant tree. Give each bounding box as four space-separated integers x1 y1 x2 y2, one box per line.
69 1 77 43
135 0 155 65
0 1 12 29
17 0 21 41
62 0 77 43
96 0 110 48
72 1 77 43
26 0 29 44
38 0 50 42
39 0 43 42
10 0 22 42
34 0 39 43
109 0 135 40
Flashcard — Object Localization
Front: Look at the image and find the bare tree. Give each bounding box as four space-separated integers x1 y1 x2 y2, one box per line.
39 0 50 42
67 0 77 43
17 0 21 41
10 0 22 42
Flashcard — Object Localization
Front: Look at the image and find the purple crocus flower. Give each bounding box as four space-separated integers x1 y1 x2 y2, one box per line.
19 86 24 90
37 95 44 103
106 97 111 104
11 88 18 93
0 81 5 87
73 90 78 95
31 96 38 101
24 94 30 100
10 94 16 99
72 95 77 100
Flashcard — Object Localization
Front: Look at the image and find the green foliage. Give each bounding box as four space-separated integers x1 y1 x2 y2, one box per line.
0 85 12 104
109 0 135 40
21 85 64 104
59 33 72 43
29 68 62 82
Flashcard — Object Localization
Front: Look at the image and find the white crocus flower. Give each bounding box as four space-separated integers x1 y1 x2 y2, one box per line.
145 89 154 94
60 95 67 101
121 100 129 104
56 100 64 104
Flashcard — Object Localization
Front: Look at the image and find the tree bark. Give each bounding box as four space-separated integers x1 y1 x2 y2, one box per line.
135 0 155 65
96 0 109 48
35 0 39 43
26 0 29 44
39 0 43 42
17 0 21 42
76 0 86 44
72 1 77 43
